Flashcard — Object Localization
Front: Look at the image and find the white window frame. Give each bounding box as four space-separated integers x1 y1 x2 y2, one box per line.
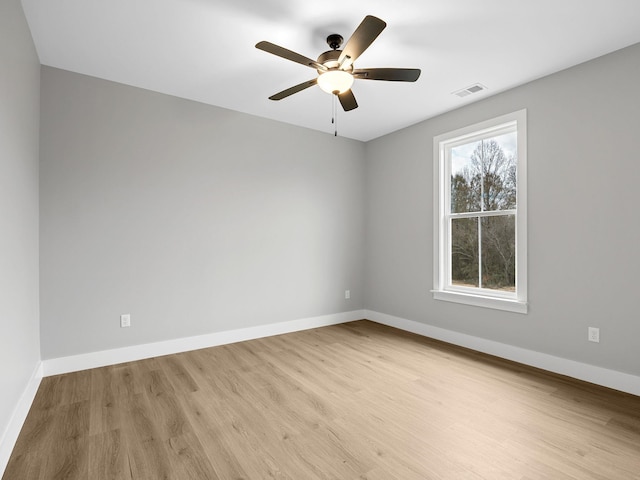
433 110 527 314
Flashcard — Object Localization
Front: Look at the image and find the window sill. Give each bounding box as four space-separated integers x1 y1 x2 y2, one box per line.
432 290 528 314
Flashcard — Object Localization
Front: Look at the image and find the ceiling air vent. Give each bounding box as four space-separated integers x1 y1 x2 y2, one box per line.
453 83 487 98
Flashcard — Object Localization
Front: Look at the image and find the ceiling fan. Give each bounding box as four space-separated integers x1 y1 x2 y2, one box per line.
256 15 421 112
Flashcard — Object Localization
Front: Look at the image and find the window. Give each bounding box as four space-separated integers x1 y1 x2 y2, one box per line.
433 110 527 313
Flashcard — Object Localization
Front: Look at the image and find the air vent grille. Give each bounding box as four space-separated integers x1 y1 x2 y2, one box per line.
453 83 487 98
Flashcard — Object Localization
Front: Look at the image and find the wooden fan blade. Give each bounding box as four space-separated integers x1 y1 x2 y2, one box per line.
269 79 318 101
338 16 386 67
256 41 327 71
338 90 358 111
353 68 421 82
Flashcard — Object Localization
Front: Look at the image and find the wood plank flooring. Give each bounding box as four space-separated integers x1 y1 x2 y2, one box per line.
4 320 640 479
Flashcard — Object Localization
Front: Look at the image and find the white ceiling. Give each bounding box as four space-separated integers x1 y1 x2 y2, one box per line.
21 0 640 141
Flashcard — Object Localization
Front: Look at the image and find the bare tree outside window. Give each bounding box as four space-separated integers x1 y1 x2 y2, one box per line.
450 137 517 291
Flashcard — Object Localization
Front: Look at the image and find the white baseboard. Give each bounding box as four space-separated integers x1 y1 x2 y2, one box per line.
43 310 366 376
0 362 43 477
365 310 640 397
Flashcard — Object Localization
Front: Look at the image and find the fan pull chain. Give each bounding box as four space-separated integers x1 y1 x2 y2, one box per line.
331 94 335 134
332 94 338 137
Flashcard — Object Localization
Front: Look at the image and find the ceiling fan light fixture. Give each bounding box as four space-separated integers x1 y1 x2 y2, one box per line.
317 70 354 95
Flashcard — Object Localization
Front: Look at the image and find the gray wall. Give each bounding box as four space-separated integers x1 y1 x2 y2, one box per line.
40 67 366 359
0 0 41 443
364 43 640 376
23 28 640 378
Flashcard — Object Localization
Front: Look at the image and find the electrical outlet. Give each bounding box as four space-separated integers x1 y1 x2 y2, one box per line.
120 314 131 328
345 290 351 299
588 327 599 343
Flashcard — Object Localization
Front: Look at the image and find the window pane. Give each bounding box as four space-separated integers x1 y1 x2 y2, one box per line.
451 217 478 287
481 133 517 211
450 133 517 213
451 142 481 213
481 215 516 291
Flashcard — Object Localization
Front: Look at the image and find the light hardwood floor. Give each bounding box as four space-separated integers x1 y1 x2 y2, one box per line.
4 320 640 479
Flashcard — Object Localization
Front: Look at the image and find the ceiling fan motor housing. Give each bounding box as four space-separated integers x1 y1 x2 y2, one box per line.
326 34 344 50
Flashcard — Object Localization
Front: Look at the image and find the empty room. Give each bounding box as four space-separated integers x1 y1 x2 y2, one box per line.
2 0 640 478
